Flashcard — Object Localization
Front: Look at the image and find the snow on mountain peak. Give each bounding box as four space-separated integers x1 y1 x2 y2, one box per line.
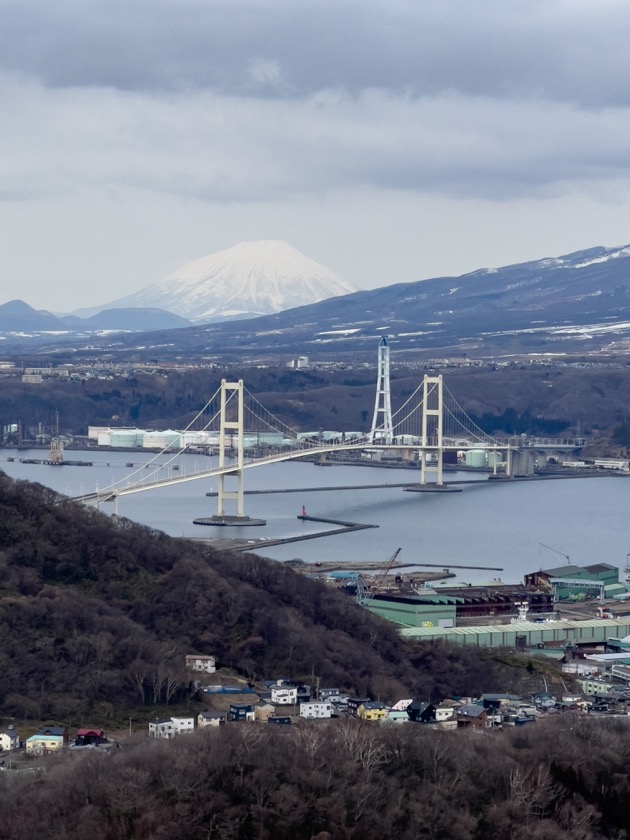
100 240 357 323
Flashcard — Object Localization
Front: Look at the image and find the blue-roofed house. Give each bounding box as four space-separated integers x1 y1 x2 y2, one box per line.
26 726 68 754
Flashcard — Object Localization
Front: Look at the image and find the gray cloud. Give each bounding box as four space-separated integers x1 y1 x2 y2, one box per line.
1 0 630 310
1 0 629 106
2 76 630 206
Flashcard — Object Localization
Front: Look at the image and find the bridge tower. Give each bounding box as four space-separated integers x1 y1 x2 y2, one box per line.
216 379 245 519
419 375 444 486
370 336 393 444
211 379 265 526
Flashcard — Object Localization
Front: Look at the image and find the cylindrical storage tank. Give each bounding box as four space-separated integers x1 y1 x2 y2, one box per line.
110 429 142 448
487 452 503 468
465 449 486 468
258 432 284 445
89 426 109 440
179 431 207 447
142 430 180 449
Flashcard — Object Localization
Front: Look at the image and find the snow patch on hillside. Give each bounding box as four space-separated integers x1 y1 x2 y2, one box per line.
574 246 630 269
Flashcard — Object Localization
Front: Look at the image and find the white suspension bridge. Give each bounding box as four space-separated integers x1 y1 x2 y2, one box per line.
75 338 583 521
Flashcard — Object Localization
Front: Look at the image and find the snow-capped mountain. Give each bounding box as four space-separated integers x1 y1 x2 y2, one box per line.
91 240 356 323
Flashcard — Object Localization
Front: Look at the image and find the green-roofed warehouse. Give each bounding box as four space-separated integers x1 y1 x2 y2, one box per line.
399 618 630 648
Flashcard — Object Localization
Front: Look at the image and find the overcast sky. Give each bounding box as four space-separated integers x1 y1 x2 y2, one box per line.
2 0 630 311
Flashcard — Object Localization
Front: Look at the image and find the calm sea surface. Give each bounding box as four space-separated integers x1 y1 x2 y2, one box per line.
2 449 629 586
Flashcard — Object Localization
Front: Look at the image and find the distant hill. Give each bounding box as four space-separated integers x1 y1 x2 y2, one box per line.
0 299 65 331
0 299 191 334
79 240 357 323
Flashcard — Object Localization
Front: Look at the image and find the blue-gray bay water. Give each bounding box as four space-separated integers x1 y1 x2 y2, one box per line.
2 449 628 586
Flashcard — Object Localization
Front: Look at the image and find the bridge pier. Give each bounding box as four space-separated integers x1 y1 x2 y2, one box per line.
511 449 536 477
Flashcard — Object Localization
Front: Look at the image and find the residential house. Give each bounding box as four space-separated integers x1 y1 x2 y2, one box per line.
171 716 195 734
255 702 276 722
382 699 412 723
384 709 410 723
294 684 311 703
270 685 298 705
299 702 333 720
268 715 292 726
198 712 226 729
26 726 68 754
456 705 488 729
229 704 255 722
406 701 436 723
74 728 107 746
481 693 521 711
149 716 195 737
435 704 455 722
319 688 340 701
0 725 19 752
357 702 388 722
149 718 175 739
533 692 557 709
347 698 371 717
185 654 216 674
390 699 412 711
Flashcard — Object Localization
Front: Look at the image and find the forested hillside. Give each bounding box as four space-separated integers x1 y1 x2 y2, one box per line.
0 471 531 723
2 717 629 839
0 472 609 840
3 362 630 445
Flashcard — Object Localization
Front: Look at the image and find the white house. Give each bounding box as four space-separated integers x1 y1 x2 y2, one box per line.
185 655 216 674
319 688 340 701
171 716 195 734
435 705 455 722
198 712 226 729
271 685 298 705
149 716 195 737
149 718 175 739
0 726 19 751
299 702 333 719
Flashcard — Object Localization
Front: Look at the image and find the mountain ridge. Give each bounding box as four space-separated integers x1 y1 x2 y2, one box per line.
77 240 630 360
4 241 630 358
0 300 192 333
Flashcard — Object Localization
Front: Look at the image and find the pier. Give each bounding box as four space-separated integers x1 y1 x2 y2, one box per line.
194 513 378 552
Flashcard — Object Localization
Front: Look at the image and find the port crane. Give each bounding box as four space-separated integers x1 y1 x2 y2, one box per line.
539 543 571 567
356 548 402 606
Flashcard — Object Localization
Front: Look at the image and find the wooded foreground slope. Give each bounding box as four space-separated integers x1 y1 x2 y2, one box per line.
2 717 629 840
0 472 531 722
4 362 630 442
